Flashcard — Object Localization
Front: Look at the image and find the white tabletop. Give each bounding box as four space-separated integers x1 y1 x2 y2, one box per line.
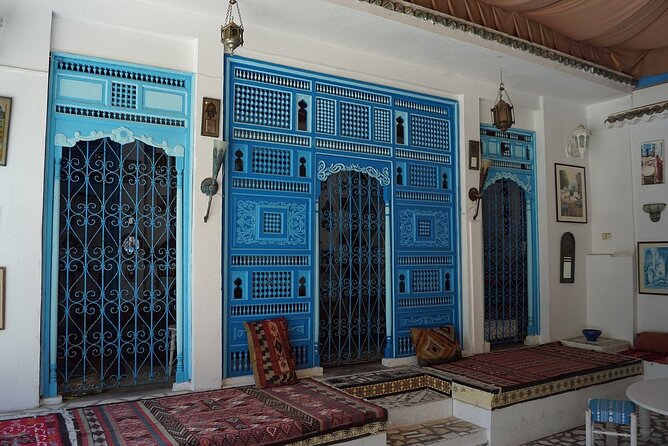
626 378 668 415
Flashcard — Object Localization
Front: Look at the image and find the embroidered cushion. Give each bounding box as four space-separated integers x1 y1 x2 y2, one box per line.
410 325 462 366
244 317 299 388
635 331 668 354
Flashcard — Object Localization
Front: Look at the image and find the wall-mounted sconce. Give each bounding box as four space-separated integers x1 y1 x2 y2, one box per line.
468 159 492 220
491 69 514 132
642 203 666 222
566 123 591 159
201 140 228 222
221 0 244 53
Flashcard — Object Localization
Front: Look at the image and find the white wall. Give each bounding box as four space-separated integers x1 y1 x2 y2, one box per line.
629 84 668 333
539 97 589 341
0 0 637 412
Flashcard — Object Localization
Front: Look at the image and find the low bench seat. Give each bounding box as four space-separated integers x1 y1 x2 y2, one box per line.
71 378 387 446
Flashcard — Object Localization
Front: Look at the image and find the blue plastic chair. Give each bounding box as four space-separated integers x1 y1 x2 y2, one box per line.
585 398 637 446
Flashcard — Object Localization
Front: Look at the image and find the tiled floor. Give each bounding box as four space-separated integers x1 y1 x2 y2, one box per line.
386 417 487 445
521 413 668 445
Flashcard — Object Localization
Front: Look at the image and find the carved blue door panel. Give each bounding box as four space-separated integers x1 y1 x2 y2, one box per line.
480 125 539 344
224 56 459 376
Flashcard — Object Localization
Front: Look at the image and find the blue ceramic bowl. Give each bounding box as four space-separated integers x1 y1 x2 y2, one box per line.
582 329 602 342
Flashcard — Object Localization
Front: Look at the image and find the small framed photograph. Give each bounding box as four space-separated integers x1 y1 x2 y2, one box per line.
0 267 5 330
640 140 664 185
468 140 480 170
638 242 668 295
201 97 221 137
555 163 587 223
0 96 12 166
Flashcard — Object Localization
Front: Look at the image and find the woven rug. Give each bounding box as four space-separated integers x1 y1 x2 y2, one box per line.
0 413 72 446
71 378 386 446
428 342 643 409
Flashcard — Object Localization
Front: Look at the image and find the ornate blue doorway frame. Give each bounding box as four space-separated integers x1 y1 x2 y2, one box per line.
41 54 193 398
223 56 460 377
480 125 540 344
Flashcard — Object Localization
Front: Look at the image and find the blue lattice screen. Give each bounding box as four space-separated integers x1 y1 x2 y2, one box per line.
224 56 459 376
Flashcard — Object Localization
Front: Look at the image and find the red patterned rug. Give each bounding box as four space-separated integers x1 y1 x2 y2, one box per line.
0 413 72 446
430 342 642 392
71 378 386 446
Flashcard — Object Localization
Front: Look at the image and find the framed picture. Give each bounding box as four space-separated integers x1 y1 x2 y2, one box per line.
468 140 480 170
201 97 221 137
0 96 12 166
555 163 587 223
0 267 5 330
640 139 664 185
637 242 668 295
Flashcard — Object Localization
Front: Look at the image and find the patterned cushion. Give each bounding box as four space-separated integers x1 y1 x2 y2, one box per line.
635 331 668 354
410 325 462 366
244 317 299 388
588 399 636 425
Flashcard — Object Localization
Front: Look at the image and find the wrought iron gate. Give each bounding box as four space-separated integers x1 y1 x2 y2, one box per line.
57 138 177 394
482 179 528 344
319 171 386 366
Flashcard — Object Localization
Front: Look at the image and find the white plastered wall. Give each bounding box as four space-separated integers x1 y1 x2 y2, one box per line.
0 0 631 412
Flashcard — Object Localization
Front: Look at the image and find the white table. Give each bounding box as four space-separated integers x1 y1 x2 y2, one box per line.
626 378 668 440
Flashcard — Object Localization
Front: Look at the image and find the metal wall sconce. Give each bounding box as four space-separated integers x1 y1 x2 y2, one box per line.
221 0 244 53
566 123 591 159
491 69 514 132
201 140 228 222
469 159 492 220
642 203 666 222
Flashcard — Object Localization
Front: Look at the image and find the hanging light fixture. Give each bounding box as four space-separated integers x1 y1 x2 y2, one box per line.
491 69 515 132
221 0 244 54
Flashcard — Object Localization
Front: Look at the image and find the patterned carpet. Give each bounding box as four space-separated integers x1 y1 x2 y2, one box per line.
71 379 386 446
0 413 73 446
430 343 642 392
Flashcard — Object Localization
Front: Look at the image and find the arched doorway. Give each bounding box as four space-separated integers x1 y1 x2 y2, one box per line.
318 168 386 366
482 179 528 344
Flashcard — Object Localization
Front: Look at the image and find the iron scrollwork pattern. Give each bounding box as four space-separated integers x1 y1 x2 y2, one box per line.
319 171 387 366
57 138 177 394
317 160 391 186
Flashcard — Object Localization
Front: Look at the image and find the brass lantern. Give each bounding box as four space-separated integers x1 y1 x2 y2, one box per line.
221 0 244 54
491 70 515 132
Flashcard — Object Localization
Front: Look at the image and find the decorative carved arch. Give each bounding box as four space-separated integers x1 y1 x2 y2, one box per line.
484 171 532 193
317 160 391 186
55 126 185 157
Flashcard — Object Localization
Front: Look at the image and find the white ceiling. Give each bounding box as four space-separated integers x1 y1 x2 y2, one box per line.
141 0 633 105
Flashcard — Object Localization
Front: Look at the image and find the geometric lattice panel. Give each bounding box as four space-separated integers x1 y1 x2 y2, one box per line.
252 271 293 299
111 82 137 108
262 212 283 234
412 269 442 293
411 114 449 150
234 84 291 129
316 98 335 135
417 219 432 238
340 101 370 139
252 147 292 176
374 108 391 143
410 164 438 188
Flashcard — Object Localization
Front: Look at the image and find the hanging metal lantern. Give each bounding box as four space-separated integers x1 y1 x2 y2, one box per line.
491 69 515 132
221 0 244 54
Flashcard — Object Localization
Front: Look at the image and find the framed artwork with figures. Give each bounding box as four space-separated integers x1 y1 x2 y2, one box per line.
638 242 668 295
555 163 587 223
640 140 664 185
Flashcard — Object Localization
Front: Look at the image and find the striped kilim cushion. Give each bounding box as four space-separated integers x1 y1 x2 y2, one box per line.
244 317 299 388
589 399 636 425
410 325 462 366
